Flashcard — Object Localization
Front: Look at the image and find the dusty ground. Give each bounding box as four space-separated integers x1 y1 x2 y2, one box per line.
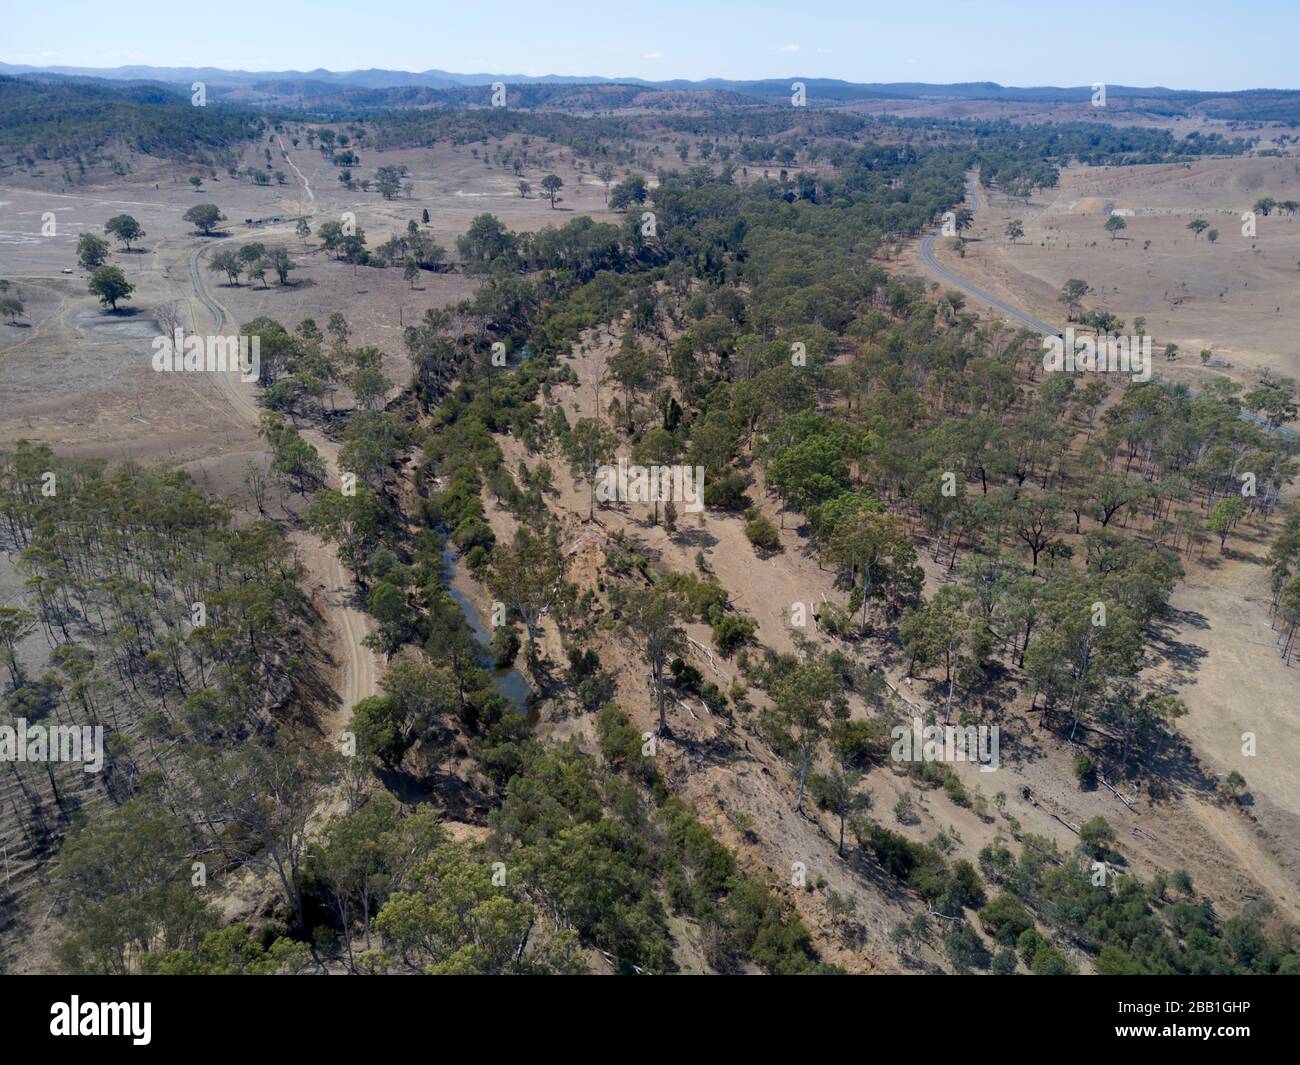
907 156 1300 387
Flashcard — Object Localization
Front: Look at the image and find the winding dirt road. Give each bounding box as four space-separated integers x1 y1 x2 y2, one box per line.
184 187 378 730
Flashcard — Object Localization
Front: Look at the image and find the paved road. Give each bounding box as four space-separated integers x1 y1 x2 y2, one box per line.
919 172 1056 336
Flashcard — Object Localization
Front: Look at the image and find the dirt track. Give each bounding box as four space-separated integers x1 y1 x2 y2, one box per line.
183 188 379 733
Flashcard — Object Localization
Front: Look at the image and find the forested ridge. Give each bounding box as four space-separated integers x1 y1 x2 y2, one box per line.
0 75 264 172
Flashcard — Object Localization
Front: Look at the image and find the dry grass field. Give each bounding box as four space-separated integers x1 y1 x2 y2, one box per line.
0 134 616 459
916 157 1300 385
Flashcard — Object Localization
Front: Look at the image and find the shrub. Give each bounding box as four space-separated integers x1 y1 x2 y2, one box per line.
490 624 520 668
943 923 990 971
979 892 1034 945
943 770 970 807
712 613 756 657
703 469 752 511
1079 816 1116 860
596 704 648 773
1031 946 1076 975
744 513 781 551
669 657 704 691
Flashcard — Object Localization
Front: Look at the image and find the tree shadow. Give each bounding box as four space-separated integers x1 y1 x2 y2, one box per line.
663 721 742 769
670 526 718 550
1147 610 1211 684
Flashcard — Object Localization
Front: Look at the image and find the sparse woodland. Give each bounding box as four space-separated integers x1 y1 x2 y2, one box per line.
3 92 1299 976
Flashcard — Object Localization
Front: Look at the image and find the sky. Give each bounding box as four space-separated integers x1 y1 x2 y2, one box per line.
4 0 1298 91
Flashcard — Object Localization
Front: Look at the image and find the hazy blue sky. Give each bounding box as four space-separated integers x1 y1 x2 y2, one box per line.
5 0 1297 90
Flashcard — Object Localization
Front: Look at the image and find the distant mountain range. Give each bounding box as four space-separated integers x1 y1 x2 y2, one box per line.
0 62 1282 99
3 63 1298 121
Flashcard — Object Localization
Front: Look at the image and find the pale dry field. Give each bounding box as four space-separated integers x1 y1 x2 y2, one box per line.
0 133 619 464
919 156 1300 386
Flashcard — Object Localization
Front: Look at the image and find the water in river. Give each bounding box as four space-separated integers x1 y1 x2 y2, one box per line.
440 541 533 715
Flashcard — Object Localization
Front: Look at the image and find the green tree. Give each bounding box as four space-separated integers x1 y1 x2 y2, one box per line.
259 413 326 495
76 232 110 271
189 735 335 933
306 487 385 579
630 426 681 525
810 765 870 856
1208 496 1246 552
310 796 442 970
541 173 564 208
375 165 403 200
0 294 25 325
375 839 583 974
146 926 309 975
1023 580 1142 740
209 249 242 285
769 656 839 811
0 607 38 688
87 265 133 310
1059 278 1090 319
349 694 412 770
827 507 919 632
183 203 225 236
564 417 618 521
610 581 687 736
485 526 566 669
54 798 216 974
270 245 295 285
104 214 145 250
